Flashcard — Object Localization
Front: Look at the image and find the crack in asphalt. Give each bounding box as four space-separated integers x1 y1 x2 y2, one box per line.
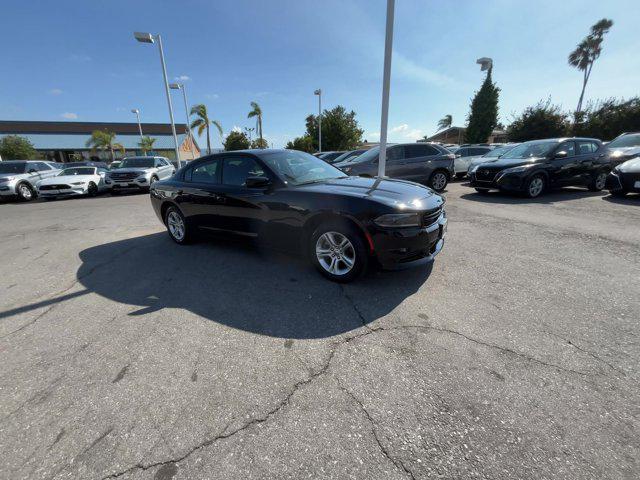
335 378 417 480
0 303 59 339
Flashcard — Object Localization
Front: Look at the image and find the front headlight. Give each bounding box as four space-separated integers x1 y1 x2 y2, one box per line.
71 181 86 186
501 165 532 174
374 213 421 228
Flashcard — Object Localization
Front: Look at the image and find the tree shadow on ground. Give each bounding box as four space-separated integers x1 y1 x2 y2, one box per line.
75 232 433 339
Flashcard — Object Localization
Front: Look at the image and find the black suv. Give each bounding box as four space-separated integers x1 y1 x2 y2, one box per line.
468 138 609 198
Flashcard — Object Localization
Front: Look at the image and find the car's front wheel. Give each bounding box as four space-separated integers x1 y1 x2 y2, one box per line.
310 222 368 283
16 182 35 202
588 171 607 192
87 182 98 197
165 206 193 244
428 170 449 192
524 174 546 198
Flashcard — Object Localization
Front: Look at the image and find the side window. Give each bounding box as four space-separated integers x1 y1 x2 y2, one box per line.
405 144 438 159
557 142 576 157
470 148 490 156
154 159 163 167
222 157 265 186
160 158 170 166
386 147 404 162
35 162 51 171
577 141 597 155
457 148 469 157
187 159 220 184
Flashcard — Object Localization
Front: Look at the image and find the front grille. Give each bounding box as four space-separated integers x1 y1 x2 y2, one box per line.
422 207 442 226
475 168 497 182
40 184 71 190
622 173 640 190
109 172 139 181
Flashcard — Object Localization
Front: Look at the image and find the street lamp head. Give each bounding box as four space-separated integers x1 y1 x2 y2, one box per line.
134 31 155 44
131 109 139 114
314 89 321 95
169 83 182 90
476 57 493 71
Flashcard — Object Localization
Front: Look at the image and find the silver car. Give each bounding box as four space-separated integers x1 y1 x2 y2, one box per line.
0 160 61 201
106 156 175 193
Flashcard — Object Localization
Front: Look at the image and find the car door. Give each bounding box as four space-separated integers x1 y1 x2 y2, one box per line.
215 155 273 236
575 140 600 185
548 141 578 186
402 144 440 182
383 146 408 179
176 157 225 230
161 157 176 177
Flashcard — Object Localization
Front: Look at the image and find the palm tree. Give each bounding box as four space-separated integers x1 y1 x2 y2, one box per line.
85 130 124 162
138 136 156 155
437 115 452 131
190 104 223 154
568 18 613 114
247 101 263 146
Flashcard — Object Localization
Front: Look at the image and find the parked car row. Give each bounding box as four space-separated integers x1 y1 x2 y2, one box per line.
0 156 175 201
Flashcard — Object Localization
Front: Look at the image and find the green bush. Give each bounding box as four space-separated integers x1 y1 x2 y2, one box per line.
506 100 570 142
285 135 315 153
223 131 250 151
0 135 39 160
573 97 640 140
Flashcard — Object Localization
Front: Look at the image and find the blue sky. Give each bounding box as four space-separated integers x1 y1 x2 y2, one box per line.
1 0 638 148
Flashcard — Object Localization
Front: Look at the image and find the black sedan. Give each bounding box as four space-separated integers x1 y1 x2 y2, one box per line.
606 157 640 197
150 149 447 282
468 138 610 198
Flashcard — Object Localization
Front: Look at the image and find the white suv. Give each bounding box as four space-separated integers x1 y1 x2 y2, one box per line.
106 156 175 193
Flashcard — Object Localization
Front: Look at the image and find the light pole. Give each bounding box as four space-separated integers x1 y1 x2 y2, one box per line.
476 57 493 73
314 89 322 153
377 0 395 178
169 83 196 160
131 109 145 154
244 127 254 142
134 31 182 167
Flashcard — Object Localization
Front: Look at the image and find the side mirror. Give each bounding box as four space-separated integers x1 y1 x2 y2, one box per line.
245 176 271 188
28 169 37 174
554 150 568 159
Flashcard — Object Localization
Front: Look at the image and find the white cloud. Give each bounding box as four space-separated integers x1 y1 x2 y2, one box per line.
60 112 78 119
49 88 63 95
231 125 242 133
174 75 191 82
205 93 219 100
390 124 409 133
402 128 425 141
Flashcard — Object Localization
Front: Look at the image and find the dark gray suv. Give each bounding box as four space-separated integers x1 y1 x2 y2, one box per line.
335 143 454 191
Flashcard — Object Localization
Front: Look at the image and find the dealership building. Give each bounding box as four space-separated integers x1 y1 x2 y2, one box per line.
0 120 200 163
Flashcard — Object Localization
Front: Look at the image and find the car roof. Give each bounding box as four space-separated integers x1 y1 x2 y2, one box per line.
522 137 601 143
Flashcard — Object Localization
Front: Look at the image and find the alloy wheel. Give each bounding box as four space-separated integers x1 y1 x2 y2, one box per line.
595 173 606 190
431 172 447 191
528 177 544 197
167 211 185 241
315 231 356 276
19 184 32 200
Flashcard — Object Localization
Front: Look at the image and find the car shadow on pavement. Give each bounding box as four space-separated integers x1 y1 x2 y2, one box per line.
459 184 606 204
602 193 640 205
75 232 433 339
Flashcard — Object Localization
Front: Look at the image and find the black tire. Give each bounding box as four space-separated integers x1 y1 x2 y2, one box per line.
310 221 368 283
455 172 466 180
87 182 98 197
524 173 546 198
474 188 490 194
428 170 449 192
588 171 607 192
164 205 193 245
16 182 35 202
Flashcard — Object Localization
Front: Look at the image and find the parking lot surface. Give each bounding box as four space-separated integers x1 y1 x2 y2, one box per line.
1 184 639 479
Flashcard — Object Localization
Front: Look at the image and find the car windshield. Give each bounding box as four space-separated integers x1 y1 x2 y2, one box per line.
59 167 95 176
350 146 380 164
261 150 347 185
0 162 27 174
121 157 155 168
501 141 558 159
483 145 517 158
607 134 640 148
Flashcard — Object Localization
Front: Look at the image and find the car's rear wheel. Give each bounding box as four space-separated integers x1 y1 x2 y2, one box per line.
16 182 35 202
588 171 607 192
165 206 192 244
524 174 546 198
87 182 98 197
310 222 367 283
428 170 449 192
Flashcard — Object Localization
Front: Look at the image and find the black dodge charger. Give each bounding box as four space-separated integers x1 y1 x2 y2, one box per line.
150 149 447 282
468 138 610 198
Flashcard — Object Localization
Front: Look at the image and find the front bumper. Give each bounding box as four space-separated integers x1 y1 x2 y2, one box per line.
372 211 447 268
38 186 88 197
468 170 526 192
107 177 149 190
606 171 640 193
0 183 18 196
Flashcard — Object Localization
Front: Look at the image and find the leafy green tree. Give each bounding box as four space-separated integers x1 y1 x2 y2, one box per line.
190 104 222 155
247 102 263 145
572 97 640 140
250 138 268 149
285 135 315 153
506 99 569 142
437 115 452 131
223 131 250 151
568 18 613 114
305 106 363 151
85 130 124 162
0 135 39 160
465 69 500 143
138 136 156 155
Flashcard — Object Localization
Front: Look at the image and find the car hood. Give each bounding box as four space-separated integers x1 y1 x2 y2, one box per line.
481 157 545 169
40 174 96 185
108 168 151 175
617 157 640 173
607 146 640 158
293 176 443 209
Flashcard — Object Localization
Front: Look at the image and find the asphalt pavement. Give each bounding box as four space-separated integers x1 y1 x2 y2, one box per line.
1 183 639 479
